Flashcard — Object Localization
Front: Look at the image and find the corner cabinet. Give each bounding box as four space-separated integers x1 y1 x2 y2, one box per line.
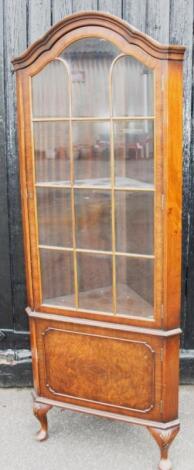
13 12 185 469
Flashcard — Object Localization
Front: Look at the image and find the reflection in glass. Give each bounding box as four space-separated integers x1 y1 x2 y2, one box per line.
75 190 111 251
112 56 153 116
72 121 111 185
61 38 120 117
114 120 154 187
37 188 72 247
77 253 112 312
32 60 69 117
33 122 70 183
40 249 74 307
116 256 153 317
115 191 154 255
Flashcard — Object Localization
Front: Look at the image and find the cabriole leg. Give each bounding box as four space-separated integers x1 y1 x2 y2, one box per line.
148 425 180 470
33 400 53 441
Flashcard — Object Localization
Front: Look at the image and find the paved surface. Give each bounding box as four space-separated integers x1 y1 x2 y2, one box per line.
0 386 193 470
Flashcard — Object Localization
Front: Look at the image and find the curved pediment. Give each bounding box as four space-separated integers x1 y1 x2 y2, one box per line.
12 11 185 71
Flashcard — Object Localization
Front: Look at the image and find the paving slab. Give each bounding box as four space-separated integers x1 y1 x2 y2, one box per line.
0 386 193 470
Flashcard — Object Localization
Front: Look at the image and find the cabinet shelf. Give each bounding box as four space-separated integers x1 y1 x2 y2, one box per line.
39 244 154 259
35 180 154 191
32 115 155 122
42 283 153 319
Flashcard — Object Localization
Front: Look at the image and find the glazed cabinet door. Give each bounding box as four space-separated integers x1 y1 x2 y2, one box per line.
26 35 163 327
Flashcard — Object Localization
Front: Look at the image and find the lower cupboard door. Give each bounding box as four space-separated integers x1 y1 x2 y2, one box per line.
33 317 163 421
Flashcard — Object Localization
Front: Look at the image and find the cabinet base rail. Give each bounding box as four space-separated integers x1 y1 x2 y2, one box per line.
32 393 180 469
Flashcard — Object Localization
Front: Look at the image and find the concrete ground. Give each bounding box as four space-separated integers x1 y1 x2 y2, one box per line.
0 386 193 470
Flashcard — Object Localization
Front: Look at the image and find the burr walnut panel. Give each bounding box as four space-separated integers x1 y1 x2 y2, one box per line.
42 325 155 412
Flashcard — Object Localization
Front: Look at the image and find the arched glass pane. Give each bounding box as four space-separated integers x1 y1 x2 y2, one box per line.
32 60 69 117
112 56 153 116
61 38 120 117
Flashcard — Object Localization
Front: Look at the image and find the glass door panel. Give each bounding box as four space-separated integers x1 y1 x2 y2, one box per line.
72 121 111 186
77 253 113 312
32 60 69 117
40 249 75 307
31 38 156 320
114 120 154 188
116 256 153 317
34 122 70 184
37 188 72 247
75 189 112 251
115 191 154 255
60 38 120 117
112 56 153 117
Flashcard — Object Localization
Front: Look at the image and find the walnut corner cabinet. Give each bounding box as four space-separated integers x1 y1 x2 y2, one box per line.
12 11 185 470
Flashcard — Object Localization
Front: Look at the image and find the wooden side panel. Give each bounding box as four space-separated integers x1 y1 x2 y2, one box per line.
162 335 180 422
163 61 183 329
32 316 164 421
29 317 40 395
16 71 34 308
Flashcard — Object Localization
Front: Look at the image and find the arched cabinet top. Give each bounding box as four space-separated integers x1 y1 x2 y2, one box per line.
12 11 185 71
